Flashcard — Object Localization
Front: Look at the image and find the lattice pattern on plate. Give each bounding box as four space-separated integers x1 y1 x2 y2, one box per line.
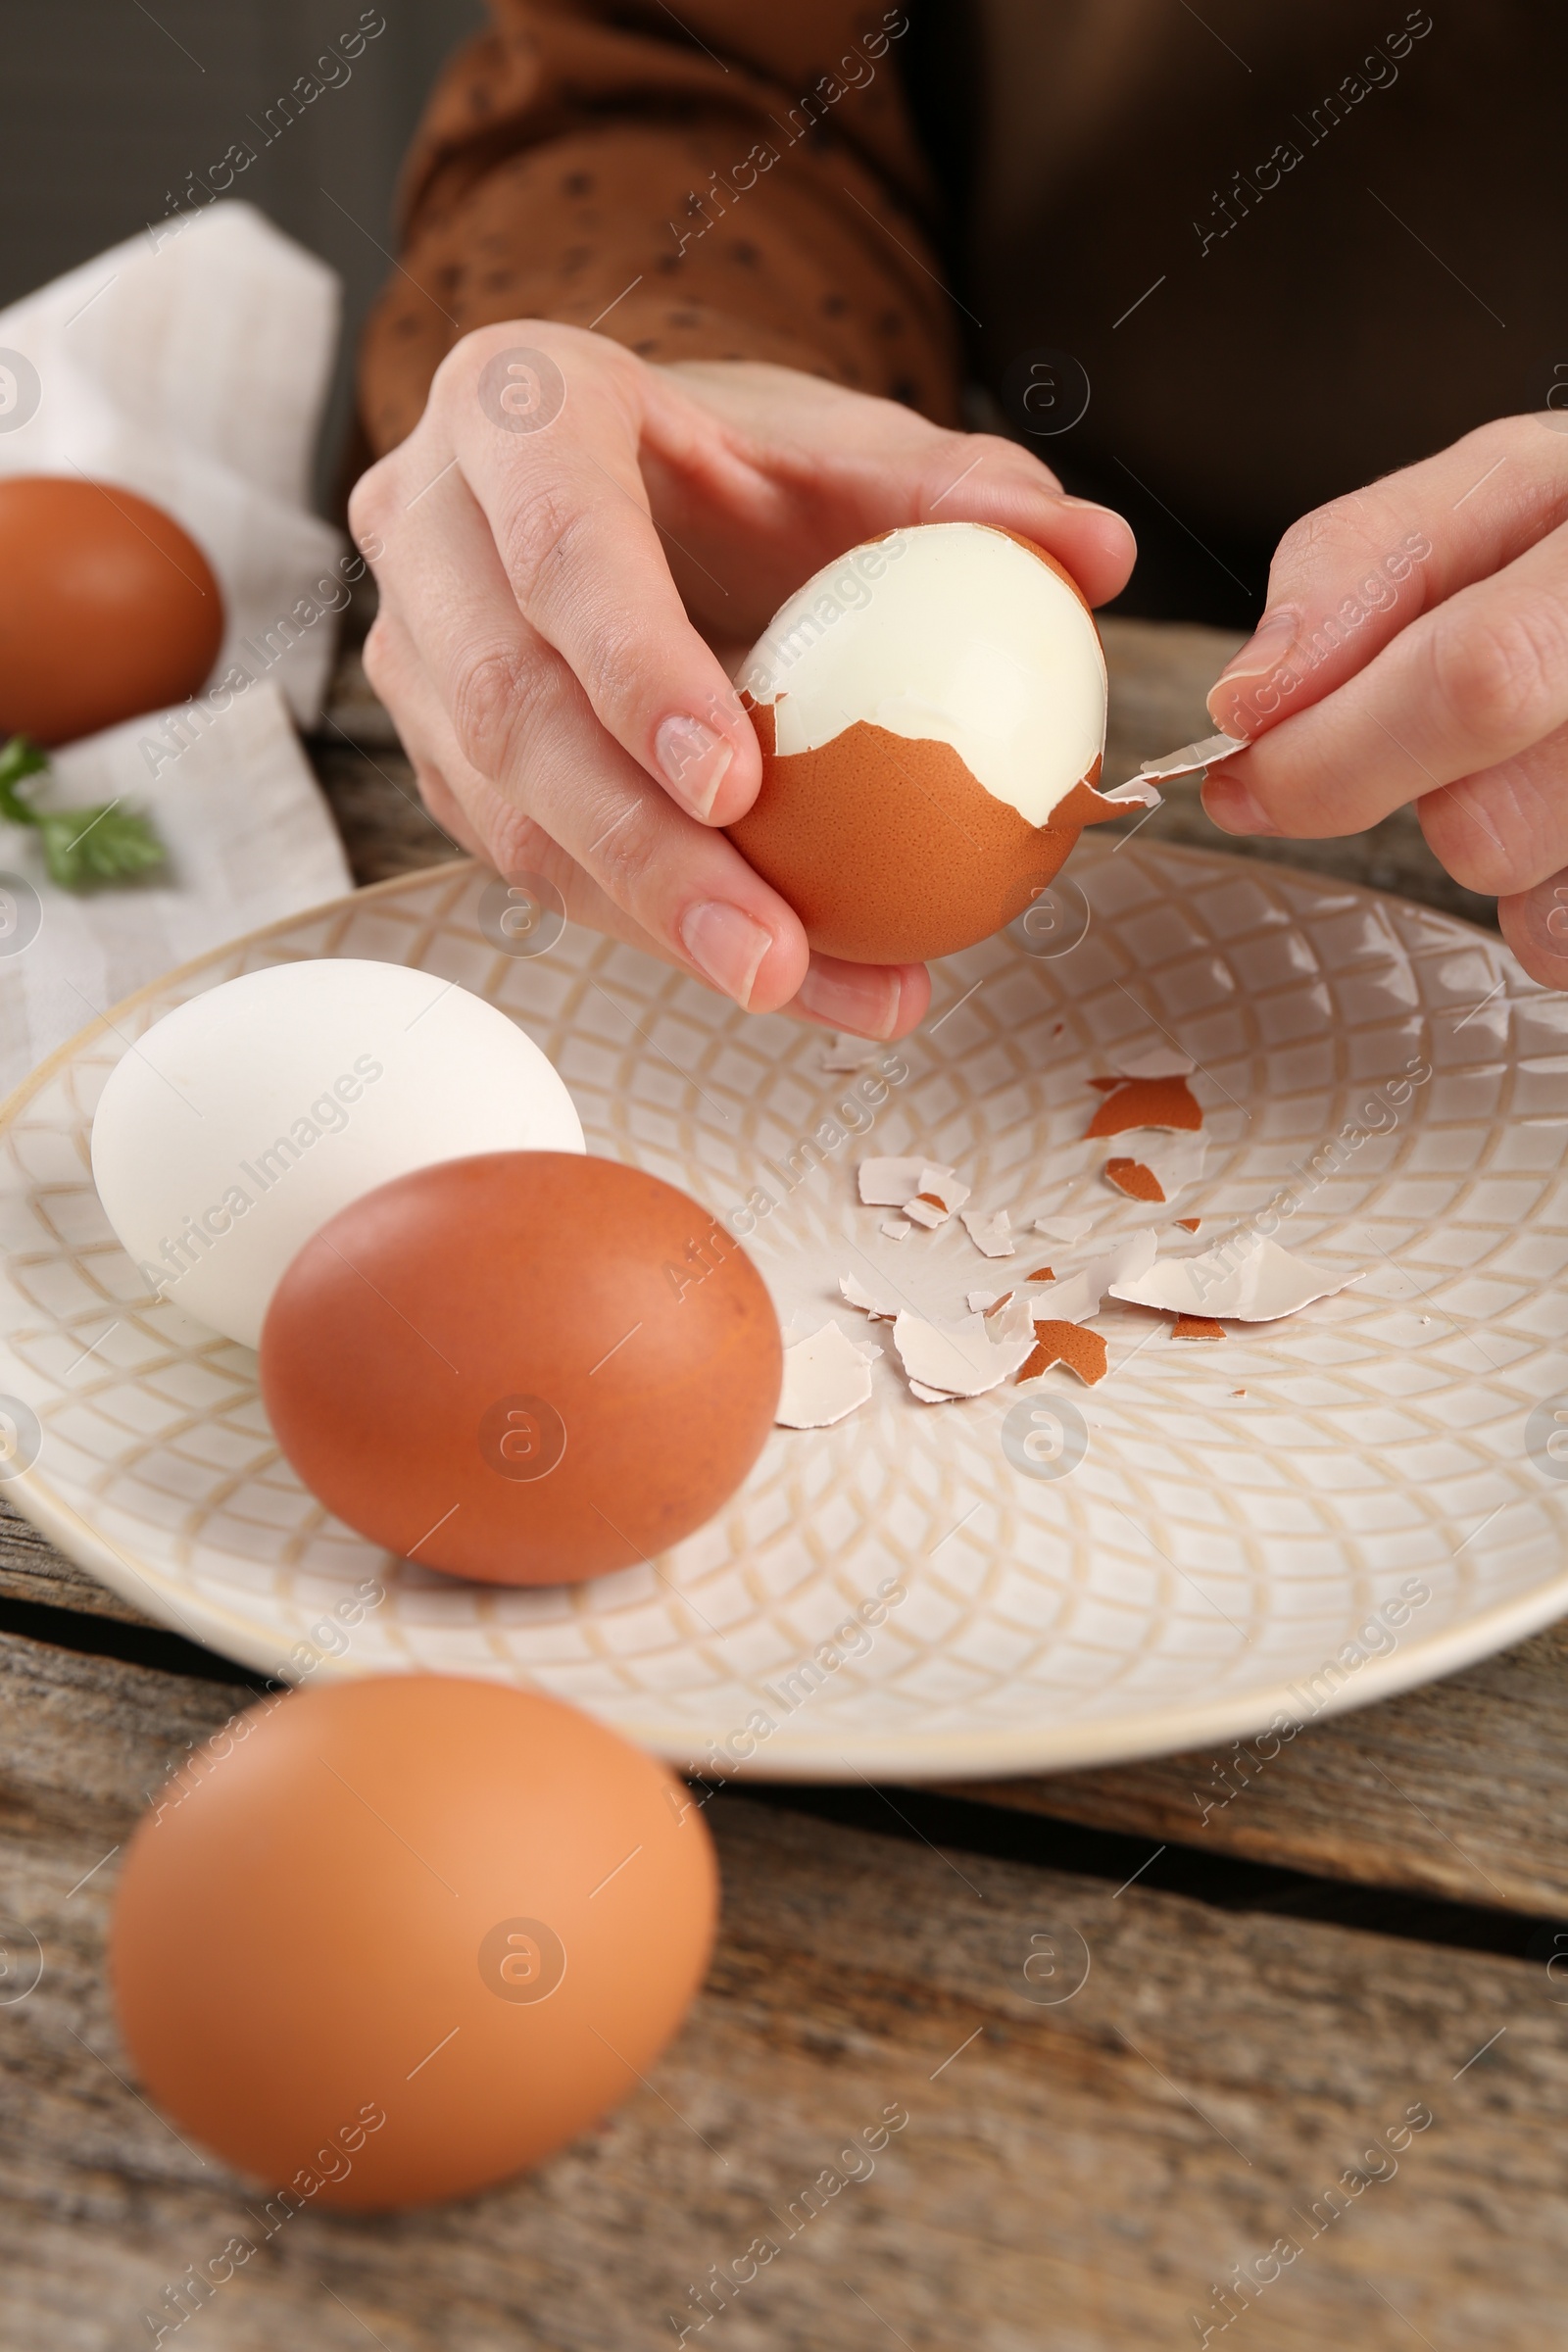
2 840 1565 1778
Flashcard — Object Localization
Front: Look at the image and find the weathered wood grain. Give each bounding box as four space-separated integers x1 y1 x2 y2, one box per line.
3 1631 1565 2352
0 1495 144 1623
948 1614 1568 1919
307 733 461 888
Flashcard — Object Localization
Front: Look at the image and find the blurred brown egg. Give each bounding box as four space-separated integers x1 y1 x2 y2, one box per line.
111 1676 717 2210
0 475 224 744
727 519 1115 963
259 1151 781 1584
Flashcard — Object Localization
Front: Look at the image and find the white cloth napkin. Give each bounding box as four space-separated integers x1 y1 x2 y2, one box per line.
0 200 348 726
0 200 363 1096
0 683 353 1096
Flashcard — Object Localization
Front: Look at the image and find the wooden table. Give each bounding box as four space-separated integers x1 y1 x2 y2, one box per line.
4 621 1565 2351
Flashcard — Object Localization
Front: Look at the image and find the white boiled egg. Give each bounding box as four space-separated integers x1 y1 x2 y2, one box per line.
91 959 584 1347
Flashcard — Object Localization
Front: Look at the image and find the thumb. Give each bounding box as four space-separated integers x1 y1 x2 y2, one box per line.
1206 520 1435 739
1499 864 1568 989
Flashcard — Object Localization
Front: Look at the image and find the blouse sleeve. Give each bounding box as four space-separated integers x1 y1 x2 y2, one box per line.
358 0 964 454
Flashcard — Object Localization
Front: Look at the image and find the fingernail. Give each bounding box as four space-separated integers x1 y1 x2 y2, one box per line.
1205 606 1299 730
795 962 903 1039
1059 494 1125 519
1201 774 1279 838
679 900 773 1006
1058 494 1137 551
1514 868 1568 962
656 713 733 819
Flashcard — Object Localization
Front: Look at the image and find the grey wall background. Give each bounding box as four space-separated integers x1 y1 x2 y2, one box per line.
0 0 488 507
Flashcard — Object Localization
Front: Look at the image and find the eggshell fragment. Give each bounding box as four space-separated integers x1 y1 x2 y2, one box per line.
1135 730 1250 785
777 1320 880 1428
892 1293 1036 1399
1017 1321 1108 1386
1109 1236 1363 1321
881 1217 912 1240
1104 1158 1164 1204
110 1677 716 2210
858 1156 938 1205
910 1166 970 1216
259 1152 781 1585
960 1207 1014 1258
1103 1132 1208 1204
1172 1314 1226 1340
840 1271 903 1320
1086 1073 1202 1137
1026 1229 1157 1325
1035 1213 1096 1243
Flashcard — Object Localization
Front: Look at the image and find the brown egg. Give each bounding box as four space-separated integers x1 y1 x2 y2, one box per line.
0 475 224 744
727 520 1119 963
259 1151 781 1584
111 1676 717 2209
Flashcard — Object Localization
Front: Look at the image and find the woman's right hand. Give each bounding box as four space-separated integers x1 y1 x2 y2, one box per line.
349 322 1136 1038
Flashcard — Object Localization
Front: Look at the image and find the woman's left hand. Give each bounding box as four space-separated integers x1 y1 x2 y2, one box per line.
1200 413 1568 987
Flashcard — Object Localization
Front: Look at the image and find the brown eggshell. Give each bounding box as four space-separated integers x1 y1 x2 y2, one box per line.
259 1152 781 1585
728 702 1111 964
1085 1074 1203 1137
110 1676 717 2209
1104 1155 1167 1203
1017 1320 1108 1386
0 475 224 744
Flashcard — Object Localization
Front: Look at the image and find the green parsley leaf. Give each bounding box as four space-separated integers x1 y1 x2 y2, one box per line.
0 734 167 890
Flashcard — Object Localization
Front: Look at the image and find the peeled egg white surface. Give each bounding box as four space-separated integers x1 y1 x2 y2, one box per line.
90 959 585 1348
741 521 1106 827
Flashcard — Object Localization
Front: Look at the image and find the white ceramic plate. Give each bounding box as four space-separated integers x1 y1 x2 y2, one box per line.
2 843 1566 1781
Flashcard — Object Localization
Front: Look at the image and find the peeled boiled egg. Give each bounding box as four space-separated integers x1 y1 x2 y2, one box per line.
0 475 224 744
260 1151 781 1584
727 520 1117 962
111 1675 717 2210
91 959 584 1347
